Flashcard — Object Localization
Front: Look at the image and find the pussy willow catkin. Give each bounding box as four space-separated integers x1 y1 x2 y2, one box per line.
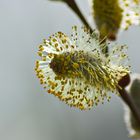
91 0 140 40
35 26 130 110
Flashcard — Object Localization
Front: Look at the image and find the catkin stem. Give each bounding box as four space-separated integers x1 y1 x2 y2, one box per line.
65 0 92 31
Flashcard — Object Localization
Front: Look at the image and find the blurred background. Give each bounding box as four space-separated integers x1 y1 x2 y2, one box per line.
0 0 140 140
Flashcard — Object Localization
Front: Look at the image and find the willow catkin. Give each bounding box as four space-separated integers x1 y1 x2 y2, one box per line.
90 0 140 40
35 26 130 110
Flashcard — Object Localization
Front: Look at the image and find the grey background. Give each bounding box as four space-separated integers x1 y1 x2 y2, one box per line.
0 0 140 140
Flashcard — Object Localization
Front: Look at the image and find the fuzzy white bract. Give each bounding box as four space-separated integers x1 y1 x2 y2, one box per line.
35 26 130 110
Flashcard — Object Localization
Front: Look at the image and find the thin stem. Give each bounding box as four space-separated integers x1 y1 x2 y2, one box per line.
118 74 140 125
65 0 92 31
